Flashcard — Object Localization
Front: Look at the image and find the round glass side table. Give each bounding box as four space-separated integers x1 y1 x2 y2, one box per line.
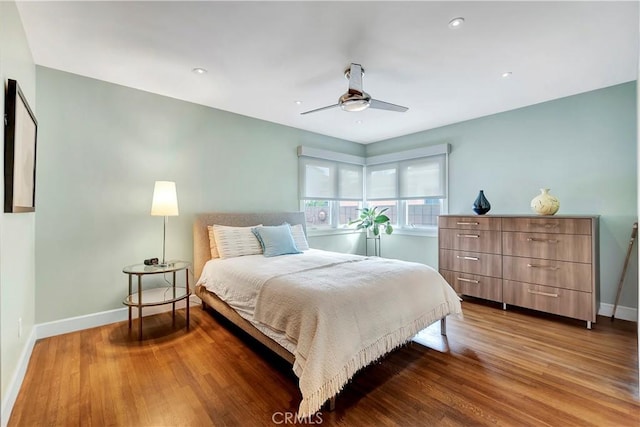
122 260 191 340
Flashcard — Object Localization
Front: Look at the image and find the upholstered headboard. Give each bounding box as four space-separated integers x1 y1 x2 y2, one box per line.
193 212 307 279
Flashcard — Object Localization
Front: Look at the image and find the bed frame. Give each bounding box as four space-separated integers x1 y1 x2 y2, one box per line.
193 211 447 411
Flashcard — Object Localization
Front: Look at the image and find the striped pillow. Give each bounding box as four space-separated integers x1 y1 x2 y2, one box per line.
290 223 310 251
210 224 263 259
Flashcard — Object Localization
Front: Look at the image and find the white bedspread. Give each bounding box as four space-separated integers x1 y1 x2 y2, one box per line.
197 249 362 317
197 249 462 417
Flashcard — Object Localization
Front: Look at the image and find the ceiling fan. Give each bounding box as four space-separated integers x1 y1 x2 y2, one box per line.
300 63 409 115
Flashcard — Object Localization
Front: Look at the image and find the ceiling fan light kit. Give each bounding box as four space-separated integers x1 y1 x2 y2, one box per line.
339 96 370 112
301 63 408 115
448 17 465 29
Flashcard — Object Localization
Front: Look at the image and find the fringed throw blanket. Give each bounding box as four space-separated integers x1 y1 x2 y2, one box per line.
253 257 462 417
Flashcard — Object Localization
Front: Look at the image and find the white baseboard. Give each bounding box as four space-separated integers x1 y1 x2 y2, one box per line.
36 307 127 339
598 303 638 322
37 295 201 339
1 328 36 427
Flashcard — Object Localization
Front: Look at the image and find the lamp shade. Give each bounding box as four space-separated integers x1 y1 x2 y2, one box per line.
151 181 179 216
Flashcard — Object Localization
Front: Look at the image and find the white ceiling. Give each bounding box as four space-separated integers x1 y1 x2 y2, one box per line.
15 1 639 144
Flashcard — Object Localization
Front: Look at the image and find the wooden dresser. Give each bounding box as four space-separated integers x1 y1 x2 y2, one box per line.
438 215 599 328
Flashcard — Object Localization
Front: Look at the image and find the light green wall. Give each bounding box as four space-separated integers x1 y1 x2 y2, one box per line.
367 82 638 309
31 68 640 320
307 232 363 254
0 0 36 411
35 66 364 323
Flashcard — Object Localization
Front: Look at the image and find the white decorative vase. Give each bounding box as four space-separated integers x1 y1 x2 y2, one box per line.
530 188 560 215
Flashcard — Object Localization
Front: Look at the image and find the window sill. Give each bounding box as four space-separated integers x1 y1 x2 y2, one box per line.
307 228 361 237
307 227 437 238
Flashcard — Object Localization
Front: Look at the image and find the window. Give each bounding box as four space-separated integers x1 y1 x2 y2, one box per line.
366 144 449 231
339 200 360 225
302 200 362 229
298 147 365 230
303 200 331 226
298 144 448 233
405 199 443 227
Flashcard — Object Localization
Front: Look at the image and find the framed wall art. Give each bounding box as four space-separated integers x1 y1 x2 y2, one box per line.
4 79 37 213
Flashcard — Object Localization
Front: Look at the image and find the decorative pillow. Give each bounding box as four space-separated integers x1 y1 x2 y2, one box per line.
211 224 263 259
289 223 310 251
252 224 302 257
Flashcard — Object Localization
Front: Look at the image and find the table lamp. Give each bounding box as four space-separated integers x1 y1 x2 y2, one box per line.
151 181 179 267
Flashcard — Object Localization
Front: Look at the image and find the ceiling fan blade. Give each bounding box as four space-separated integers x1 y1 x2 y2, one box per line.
348 63 364 94
369 99 408 113
300 104 340 115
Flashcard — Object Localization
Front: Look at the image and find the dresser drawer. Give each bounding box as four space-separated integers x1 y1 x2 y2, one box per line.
502 217 592 235
439 229 501 254
502 232 591 263
438 216 502 231
503 256 592 292
440 270 502 301
439 249 502 277
503 280 593 321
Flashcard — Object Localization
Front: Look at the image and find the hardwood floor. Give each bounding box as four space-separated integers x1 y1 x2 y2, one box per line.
9 298 639 426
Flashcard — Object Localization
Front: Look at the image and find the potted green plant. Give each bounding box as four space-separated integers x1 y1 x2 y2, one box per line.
348 206 394 236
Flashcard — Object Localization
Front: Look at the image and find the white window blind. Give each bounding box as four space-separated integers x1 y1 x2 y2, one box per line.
366 163 398 200
399 155 446 199
300 158 337 200
338 163 364 200
366 147 448 201
298 148 364 201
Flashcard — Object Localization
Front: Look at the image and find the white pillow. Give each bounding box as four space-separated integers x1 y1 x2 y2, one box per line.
290 223 310 251
211 224 263 259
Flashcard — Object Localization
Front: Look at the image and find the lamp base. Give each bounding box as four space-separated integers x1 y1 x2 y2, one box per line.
158 261 175 268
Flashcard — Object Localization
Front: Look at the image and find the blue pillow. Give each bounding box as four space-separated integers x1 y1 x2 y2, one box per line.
251 224 302 257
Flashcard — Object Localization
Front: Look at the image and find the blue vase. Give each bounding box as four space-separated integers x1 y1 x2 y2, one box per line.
472 190 491 215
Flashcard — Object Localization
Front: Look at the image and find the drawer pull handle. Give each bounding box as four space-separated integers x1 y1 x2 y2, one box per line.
526 238 558 243
527 263 560 271
456 255 479 261
457 277 480 284
456 222 479 226
527 289 559 298
457 234 480 238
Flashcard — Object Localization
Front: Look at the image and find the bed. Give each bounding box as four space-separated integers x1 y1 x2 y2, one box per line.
193 212 462 417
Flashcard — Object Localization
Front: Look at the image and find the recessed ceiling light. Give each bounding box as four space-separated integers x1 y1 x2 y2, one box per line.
355 120 363 125
502 71 513 78
448 17 465 29
295 100 303 105
192 67 207 75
